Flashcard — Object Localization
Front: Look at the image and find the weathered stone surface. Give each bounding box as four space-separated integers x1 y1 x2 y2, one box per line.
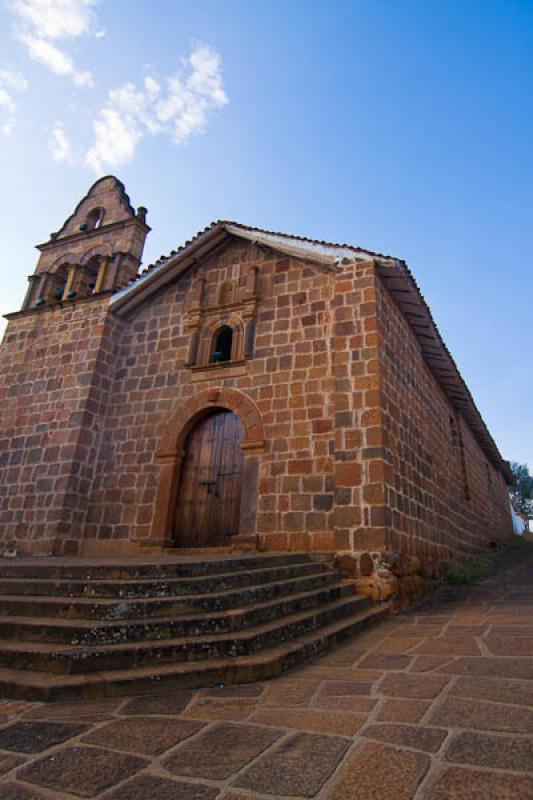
0 784 45 800
358 653 411 670
446 625 488 636
16 745 147 797
379 673 449 699
106 774 219 799
313 694 377 712
0 754 25 777
486 637 533 656
183 700 256 722
0 722 87 754
261 680 319 706
201 684 264 699
424 767 533 800
83 716 203 755
162 722 282 780
122 691 195 716
446 731 533 771
251 707 365 735
327 740 430 799
362 722 447 752
23 699 122 722
302 666 382 682
449 676 533 707
412 637 481 656
235 732 348 797
375 636 423 653
438 657 533 680
409 656 455 673
318 680 374 696
376 699 431 723
430 697 533 734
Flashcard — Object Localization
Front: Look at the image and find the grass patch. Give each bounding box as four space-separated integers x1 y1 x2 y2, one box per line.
446 554 496 585
446 537 532 585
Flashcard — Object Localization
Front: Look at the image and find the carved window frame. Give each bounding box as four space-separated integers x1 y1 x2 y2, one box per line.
184 265 259 373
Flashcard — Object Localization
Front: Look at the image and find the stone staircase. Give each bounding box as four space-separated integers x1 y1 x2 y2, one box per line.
0 552 387 701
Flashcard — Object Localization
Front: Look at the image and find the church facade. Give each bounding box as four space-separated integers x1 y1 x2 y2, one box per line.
0 177 514 573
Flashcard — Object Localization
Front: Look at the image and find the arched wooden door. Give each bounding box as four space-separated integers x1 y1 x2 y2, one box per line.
174 410 245 547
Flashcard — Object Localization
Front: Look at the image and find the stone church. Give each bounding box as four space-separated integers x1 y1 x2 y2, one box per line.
0 176 514 573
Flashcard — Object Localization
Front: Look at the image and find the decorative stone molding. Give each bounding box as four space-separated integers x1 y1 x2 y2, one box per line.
183 265 259 368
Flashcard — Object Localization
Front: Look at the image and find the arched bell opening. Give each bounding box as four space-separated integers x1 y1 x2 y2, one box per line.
85 207 105 231
43 265 69 303
79 256 103 295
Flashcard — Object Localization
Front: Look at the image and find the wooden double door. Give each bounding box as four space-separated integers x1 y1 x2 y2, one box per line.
174 410 245 547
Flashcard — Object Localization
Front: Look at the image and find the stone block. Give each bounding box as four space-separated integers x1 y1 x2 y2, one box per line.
234 732 348 797
16 745 147 797
425 767 533 799
327 741 430 800
162 722 282 781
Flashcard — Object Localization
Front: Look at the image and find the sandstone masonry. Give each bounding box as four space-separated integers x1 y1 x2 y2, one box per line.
0 177 514 582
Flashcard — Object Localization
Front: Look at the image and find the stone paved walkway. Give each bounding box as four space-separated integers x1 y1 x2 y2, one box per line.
0 543 532 799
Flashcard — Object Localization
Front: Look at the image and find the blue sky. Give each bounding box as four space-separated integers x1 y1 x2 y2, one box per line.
0 0 531 468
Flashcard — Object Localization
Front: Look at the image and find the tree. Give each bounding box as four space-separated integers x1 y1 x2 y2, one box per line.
510 462 533 520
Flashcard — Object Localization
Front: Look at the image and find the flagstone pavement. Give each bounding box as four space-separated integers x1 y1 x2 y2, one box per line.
0 544 532 800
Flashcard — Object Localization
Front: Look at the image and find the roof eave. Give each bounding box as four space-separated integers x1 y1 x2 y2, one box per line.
110 222 355 314
376 258 512 483
111 224 228 314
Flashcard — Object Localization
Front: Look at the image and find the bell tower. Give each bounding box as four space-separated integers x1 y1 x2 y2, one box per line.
21 176 150 311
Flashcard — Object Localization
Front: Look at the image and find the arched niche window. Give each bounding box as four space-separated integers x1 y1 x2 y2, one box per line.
211 325 233 363
85 207 104 231
219 280 234 306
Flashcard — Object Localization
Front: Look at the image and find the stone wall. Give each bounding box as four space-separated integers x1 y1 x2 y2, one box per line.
0 298 120 555
374 270 513 563
0 233 513 562
84 240 353 553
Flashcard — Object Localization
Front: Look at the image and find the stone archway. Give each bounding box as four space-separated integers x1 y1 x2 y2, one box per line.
150 388 265 548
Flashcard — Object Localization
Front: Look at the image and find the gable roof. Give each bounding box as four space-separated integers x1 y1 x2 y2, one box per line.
111 220 390 311
110 220 512 483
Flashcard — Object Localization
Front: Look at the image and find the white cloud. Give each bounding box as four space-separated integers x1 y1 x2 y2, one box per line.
0 90 17 135
17 31 94 86
10 0 97 39
86 45 228 172
0 68 29 92
0 69 28 134
8 0 99 86
50 120 73 162
87 108 141 172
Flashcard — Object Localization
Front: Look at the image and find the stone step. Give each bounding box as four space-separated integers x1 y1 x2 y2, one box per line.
0 561 327 599
0 569 340 620
0 552 325 581
0 583 359 646
0 604 388 701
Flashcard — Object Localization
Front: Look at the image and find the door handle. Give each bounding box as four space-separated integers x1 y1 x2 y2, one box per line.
200 480 220 498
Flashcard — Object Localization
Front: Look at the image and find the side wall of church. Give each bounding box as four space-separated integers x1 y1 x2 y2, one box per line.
375 273 514 562
0 299 121 555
